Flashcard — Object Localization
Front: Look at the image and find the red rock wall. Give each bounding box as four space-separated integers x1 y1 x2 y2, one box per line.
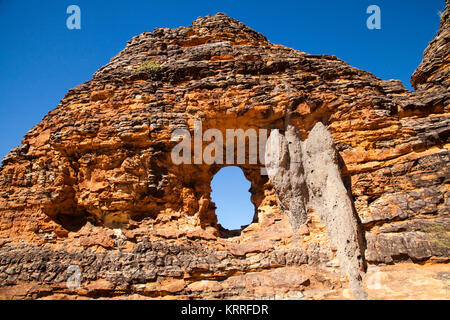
0 6 448 299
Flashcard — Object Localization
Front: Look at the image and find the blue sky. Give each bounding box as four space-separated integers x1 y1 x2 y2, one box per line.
0 0 445 229
211 167 254 230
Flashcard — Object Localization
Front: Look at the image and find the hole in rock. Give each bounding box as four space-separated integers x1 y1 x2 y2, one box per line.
211 166 254 235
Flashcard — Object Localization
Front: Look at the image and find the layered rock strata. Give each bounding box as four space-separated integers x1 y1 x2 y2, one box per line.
0 3 449 299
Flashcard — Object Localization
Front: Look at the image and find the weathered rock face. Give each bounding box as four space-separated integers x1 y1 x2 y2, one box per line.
0 4 449 299
266 122 368 299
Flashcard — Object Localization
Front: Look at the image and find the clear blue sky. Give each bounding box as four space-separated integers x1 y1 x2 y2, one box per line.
211 167 254 230
0 0 445 229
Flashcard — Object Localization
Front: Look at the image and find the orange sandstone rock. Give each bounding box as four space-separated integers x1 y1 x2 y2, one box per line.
0 8 449 300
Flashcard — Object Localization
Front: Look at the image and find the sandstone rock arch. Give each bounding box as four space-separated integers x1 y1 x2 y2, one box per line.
0 6 448 299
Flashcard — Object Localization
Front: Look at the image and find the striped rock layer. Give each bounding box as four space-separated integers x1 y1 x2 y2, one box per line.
0 5 449 299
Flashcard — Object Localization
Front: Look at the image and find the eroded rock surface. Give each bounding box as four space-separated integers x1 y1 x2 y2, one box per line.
0 5 449 299
266 122 367 299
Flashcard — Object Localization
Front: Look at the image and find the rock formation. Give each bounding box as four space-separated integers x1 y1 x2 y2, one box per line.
266 122 367 299
0 3 448 299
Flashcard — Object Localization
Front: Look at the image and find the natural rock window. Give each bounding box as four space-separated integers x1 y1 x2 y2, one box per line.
211 166 254 233
0 8 448 300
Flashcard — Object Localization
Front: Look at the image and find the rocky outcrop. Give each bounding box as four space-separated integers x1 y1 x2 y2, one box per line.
266 122 367 299
0 4 449 300
412 0 449 90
